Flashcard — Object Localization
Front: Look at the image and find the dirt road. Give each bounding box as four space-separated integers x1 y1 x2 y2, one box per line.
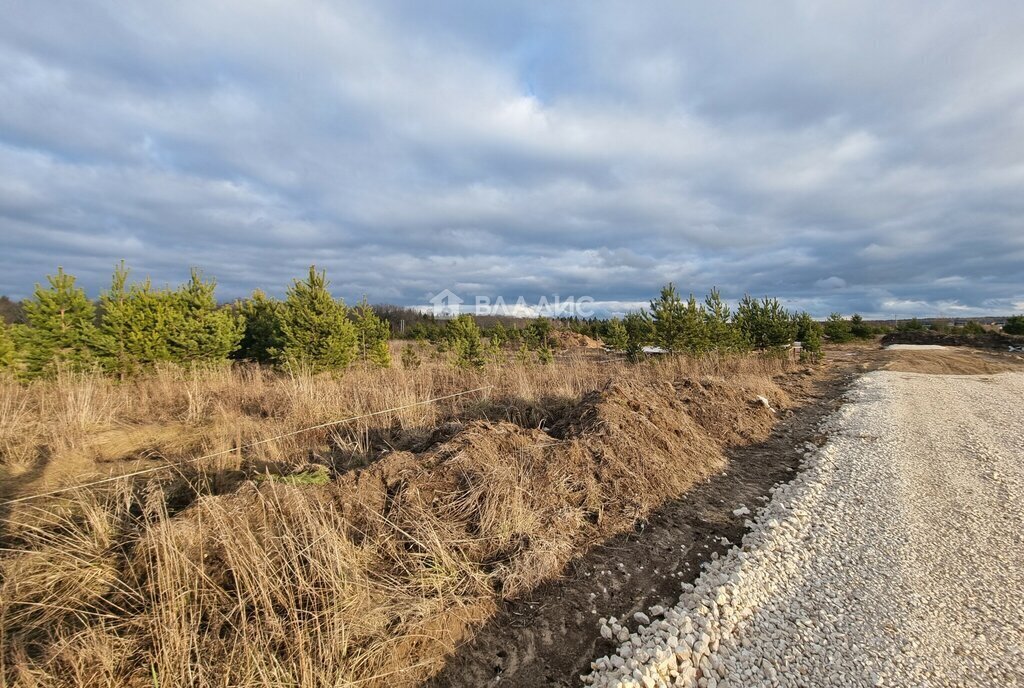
587 369 1024 687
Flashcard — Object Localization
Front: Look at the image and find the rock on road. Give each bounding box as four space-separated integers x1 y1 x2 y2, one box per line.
586 370 1024 687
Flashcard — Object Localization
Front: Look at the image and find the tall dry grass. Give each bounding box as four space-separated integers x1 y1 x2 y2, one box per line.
0 352 599 474
0 350 796 687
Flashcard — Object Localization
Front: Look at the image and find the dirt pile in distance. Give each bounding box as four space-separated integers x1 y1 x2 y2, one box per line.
880 347 1024 375
551 329 606 349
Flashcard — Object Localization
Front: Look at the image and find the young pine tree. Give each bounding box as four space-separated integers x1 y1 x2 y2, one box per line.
735 295 797 350
400 344 421 369
897 317 926 333
793 311 823 361
446 314 485 368
650 283 686 353
96 262 131 375
525 317 552 351
1004 315 1024 336
19 267 99 377
849 313 872 339
485 335 503 363
650 283 707 354
623 310 654 362
823 313 853 343
352 298 392 368
279 266 358 372
166 269 243 364
515 342 532 365
236 289 283 364
97 263 177 376
602 317 629 351
703 288 741 351
961 320 986 335
489 321 509 348
0 322 15 372
681 293 709 353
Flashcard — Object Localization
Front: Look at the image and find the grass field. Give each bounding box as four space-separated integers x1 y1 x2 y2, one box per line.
1 349 796 687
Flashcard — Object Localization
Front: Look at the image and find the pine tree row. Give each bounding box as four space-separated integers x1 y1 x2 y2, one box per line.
0 265 391 379
602 283 823 360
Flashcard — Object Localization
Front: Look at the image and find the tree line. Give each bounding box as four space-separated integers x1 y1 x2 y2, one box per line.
432 314 557 369
593 284 824 361
568 291 993 359
10 265 1008 380
0 265 391 379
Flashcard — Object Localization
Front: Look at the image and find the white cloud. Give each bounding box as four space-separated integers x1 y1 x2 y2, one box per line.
815 276 847 290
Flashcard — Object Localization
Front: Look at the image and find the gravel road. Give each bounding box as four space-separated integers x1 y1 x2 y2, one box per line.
586 370 1024 687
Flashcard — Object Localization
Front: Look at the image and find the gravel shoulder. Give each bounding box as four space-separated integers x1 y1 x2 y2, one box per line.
586 370 1024 687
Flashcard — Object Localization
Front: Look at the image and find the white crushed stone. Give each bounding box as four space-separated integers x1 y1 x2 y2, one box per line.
585 371 1024 687
884 344 950 350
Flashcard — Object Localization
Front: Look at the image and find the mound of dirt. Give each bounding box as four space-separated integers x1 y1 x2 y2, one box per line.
100 376 785 687
429 363 847 688
550 330 605 349
669 376 789 447
881 348 1024 375
323 380 751 680
884 344 949 350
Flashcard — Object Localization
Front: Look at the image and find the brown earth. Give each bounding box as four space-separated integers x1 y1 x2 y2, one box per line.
137 375 785 685
551 331 606 349
878 347 1024 375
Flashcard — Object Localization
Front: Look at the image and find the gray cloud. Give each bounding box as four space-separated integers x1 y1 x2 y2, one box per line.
1 1 1023 318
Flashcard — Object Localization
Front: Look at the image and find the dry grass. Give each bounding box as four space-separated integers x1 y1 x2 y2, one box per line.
0 349 796 687
1 350 604 480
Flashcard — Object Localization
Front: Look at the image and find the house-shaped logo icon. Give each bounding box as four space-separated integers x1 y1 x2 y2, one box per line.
428 288 464 318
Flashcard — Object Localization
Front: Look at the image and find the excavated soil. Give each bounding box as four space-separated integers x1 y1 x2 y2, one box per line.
313 375 788 680
550 331 607 349
879 346 1024 375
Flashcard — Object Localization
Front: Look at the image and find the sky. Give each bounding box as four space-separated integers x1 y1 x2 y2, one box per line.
1 1 1023 319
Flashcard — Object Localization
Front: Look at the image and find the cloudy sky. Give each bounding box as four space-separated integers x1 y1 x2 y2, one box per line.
2 1 1023 318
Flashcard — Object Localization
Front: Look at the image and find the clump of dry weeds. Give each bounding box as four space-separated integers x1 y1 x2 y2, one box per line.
0 352 793 687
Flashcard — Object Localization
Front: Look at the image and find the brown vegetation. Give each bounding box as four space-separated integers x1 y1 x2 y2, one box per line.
1 352 792 687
